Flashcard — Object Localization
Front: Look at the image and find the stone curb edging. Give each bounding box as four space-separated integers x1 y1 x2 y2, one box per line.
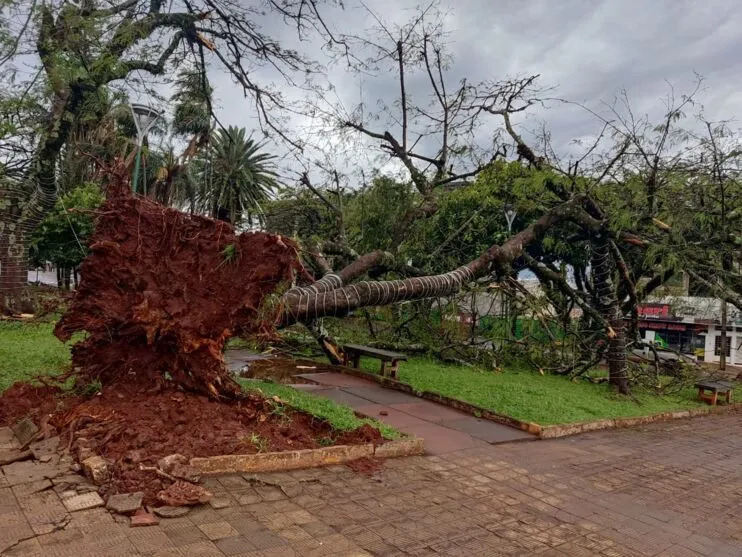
189 438 424 475
330 365 741 439
538 403 742 438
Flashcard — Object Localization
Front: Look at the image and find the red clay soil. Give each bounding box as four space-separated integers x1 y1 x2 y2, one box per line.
54 160 303 399
0 383 71 427
0 380 382 504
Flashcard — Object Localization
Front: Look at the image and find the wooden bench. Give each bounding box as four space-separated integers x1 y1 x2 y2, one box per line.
694 380 734 406
342 344 408 378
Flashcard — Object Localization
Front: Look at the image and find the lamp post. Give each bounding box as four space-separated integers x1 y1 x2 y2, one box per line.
129 104 162 195
504 204 517 234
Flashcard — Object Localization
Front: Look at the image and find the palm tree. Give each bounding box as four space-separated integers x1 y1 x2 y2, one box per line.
192 127 280 228
151 67 212 207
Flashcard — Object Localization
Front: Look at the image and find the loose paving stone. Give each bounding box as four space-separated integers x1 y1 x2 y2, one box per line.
81 455 109 484
1 460 64 486
171 463 202 483
0 427 19 450
11 418 39 448
130 510 160 527
0 449 32 466
157 453 188 473
158 480 213 506
11 478 52 497
106 491 144 514
29 437 60 461
62 491 104 512
153 506 191 518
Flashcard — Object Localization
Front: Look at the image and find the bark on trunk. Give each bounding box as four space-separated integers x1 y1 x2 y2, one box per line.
280 199 589 326
0 194 35 313
305 319 344 365
591 234 630 394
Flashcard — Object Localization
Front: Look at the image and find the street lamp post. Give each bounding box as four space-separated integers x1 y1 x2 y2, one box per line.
504 205 517 234
129 104 162 195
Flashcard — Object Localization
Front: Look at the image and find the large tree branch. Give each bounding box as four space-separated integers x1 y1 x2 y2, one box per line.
279 196 592 325
117 31 186 77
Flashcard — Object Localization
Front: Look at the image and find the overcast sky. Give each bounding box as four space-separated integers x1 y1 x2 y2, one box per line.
188 0 742 184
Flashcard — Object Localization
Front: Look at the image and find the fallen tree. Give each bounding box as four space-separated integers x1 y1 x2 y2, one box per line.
55 158 609 399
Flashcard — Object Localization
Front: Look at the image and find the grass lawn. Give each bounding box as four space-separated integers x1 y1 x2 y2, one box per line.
0 319 74 393
238 379 401 440
361 357 709 425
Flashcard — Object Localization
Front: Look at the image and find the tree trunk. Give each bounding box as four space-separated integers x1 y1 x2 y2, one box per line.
591 234 630 394
281 198 590 325
305 319 344 365
720 300 727 371
0 234 32 313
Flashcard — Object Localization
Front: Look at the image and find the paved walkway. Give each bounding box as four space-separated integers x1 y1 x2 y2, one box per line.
291 372 534 453
2 410 741 556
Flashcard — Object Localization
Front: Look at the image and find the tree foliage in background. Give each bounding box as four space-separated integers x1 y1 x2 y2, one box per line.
29 183 104 283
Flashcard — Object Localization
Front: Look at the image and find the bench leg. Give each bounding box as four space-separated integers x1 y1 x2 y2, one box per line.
698 388 705 403
726 390 732 404
352 354 361 368
380 361 387 376
711 391 718 406
389 359 399 379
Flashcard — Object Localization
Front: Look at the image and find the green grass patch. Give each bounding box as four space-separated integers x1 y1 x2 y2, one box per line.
238 379 401 440
360 357 708 425
0 320 75 393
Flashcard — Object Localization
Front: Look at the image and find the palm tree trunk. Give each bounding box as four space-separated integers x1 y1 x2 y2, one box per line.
280 200 580 325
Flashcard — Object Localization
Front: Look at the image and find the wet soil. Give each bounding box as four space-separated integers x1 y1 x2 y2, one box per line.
0 379 383 504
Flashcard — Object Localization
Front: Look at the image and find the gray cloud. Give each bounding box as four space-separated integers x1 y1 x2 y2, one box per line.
207 0 742 181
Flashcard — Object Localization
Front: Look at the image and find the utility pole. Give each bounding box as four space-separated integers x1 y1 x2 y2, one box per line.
720 301 727 371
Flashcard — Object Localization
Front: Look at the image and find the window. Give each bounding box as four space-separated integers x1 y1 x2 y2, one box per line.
714 335 732 357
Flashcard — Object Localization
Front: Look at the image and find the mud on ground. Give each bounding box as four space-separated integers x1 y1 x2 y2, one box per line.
0 380 383 504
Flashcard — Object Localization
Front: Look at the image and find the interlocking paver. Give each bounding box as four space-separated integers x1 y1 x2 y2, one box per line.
10 410 742 555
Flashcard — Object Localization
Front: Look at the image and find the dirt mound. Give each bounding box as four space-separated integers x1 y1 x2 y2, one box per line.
0 379 383 504
54 161 302 398
60 383 382 503
0 383 67 427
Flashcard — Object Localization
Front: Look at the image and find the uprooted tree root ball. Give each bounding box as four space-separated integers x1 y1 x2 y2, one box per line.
0 165 386 503
54 164 302 399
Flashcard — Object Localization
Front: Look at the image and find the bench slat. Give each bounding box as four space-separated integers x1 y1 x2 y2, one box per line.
343 343 408 361
694 381 733 393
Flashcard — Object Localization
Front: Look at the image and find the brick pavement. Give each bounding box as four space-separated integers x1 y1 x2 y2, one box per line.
2 410 741 556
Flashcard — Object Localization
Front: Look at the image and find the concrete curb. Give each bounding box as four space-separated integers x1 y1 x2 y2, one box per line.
538 403 742 438
330 366 741 439
189 437 424 475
